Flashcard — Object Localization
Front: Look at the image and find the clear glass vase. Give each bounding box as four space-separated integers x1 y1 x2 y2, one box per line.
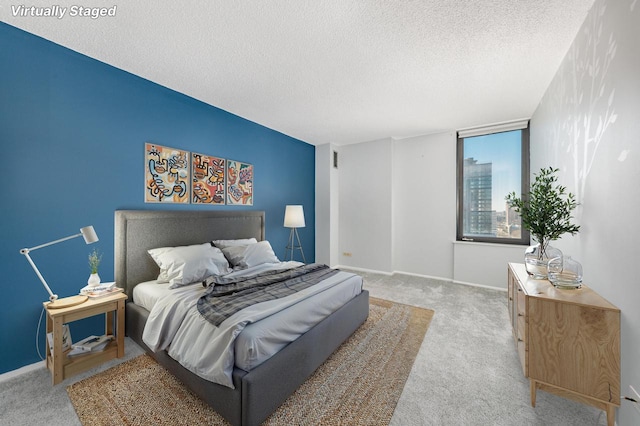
547 256 583 289
524 243 562 279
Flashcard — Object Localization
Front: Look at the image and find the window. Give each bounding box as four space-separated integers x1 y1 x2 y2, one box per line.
456 121 530 244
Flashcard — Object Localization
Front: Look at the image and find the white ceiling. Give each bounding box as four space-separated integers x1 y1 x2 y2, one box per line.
2 1 595 146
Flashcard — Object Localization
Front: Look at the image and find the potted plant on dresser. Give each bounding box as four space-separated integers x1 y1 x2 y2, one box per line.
505 167 580 279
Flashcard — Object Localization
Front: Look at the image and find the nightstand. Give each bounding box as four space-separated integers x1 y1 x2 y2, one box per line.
44 291 127 385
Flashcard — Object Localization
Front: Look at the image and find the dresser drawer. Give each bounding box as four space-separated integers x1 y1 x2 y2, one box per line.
517 337 527 375
517 313 526 342
516 285 526 316
516 310 527 372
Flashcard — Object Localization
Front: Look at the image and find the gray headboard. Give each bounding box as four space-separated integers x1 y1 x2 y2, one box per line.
114 210 265 296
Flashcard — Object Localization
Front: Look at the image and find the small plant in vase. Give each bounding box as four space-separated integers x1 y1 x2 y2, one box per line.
505 167 580 278
87 248 102 287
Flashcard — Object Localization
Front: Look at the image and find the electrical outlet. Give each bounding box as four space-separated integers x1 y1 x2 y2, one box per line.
630 385 640 415
342 252 352 257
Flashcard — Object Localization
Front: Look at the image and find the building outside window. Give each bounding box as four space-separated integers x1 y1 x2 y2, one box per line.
456 120 530 245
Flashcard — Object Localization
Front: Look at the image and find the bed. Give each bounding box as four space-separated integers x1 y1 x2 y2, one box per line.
115 210 369 426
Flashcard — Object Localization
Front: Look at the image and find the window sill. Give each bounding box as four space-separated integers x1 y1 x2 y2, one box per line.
453 240 528 249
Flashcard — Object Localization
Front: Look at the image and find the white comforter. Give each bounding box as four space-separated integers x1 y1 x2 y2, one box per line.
142 262 361 388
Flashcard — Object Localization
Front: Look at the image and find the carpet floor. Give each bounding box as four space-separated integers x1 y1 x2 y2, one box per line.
0 271 609 425
66 297 433 425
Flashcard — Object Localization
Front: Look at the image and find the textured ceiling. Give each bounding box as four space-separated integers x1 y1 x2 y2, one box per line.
2 1 595 145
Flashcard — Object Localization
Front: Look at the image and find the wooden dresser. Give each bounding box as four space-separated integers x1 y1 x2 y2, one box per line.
507 262 620 426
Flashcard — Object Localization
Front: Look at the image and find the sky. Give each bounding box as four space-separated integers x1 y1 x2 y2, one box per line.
464 130 522 211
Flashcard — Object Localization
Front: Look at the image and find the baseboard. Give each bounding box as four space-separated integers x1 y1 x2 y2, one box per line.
333 265 394 276
392 270 453 283
395 270 505 291
452 279 507 292
0 360 44 384
335 265 506 292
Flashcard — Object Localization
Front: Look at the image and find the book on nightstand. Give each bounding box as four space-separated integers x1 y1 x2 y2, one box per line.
80 282 123 299
68 334 114 357
46 324 72 357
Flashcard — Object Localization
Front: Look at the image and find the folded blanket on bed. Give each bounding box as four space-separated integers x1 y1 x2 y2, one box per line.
198 263 339 326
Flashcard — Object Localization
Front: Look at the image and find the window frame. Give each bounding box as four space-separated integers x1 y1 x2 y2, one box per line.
456 123 530 245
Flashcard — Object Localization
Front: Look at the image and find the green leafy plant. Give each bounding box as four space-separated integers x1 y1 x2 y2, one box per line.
88 248 102 274
505 167 580 258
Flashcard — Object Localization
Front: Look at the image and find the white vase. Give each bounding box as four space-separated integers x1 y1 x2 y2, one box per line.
87 273 101 287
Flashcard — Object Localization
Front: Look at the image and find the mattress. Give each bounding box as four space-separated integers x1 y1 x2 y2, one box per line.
133 280 171 311
133 262 363 372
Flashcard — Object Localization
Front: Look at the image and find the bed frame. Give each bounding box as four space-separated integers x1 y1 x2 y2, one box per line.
115 210 369 426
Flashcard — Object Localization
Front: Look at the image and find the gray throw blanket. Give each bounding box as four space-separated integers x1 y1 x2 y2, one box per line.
198 263 339 326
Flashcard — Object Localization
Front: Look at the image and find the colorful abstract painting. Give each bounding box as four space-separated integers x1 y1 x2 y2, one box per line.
226 160 253 205
145 143 190 203
191 153 225 204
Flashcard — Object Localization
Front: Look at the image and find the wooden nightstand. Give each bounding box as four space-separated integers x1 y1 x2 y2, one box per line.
44 291 127 385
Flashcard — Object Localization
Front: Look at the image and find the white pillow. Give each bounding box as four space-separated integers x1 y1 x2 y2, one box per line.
148 243 231 280
221 240 279 270
148 243 230 288
212 238 258 249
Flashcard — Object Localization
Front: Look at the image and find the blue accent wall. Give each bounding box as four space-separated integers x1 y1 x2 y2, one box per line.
0 23 315 374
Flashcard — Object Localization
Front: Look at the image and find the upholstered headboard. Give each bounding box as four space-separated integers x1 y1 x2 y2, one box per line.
114 210 265 296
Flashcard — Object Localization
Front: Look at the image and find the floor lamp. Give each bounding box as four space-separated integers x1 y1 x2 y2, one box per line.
284 205 306 263
20 225 99 309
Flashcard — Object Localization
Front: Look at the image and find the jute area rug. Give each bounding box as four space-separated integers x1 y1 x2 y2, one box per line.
67 297 434 425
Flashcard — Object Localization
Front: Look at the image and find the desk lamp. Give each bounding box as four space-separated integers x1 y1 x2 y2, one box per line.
20 226 99 309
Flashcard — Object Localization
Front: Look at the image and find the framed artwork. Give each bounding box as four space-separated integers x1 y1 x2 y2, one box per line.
226 159 253 205
192 153 226 204
144 143 190 203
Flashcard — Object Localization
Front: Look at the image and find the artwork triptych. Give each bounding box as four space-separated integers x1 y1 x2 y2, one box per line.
145 143 253 206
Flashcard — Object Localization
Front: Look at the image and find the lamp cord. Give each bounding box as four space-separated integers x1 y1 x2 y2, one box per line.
35 306 46 361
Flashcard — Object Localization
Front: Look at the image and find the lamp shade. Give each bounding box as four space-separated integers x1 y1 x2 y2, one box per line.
81 226 99 244
284 205 305 228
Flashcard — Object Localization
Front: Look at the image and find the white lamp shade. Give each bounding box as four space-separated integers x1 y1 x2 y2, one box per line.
284 205 305 228
81 226 99 244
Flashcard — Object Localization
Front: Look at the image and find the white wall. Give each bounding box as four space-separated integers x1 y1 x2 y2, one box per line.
337 138 393 273
453 242 525 288
530 0 640 423
315 143 340 266
392 132 456 279
323 130 525 288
